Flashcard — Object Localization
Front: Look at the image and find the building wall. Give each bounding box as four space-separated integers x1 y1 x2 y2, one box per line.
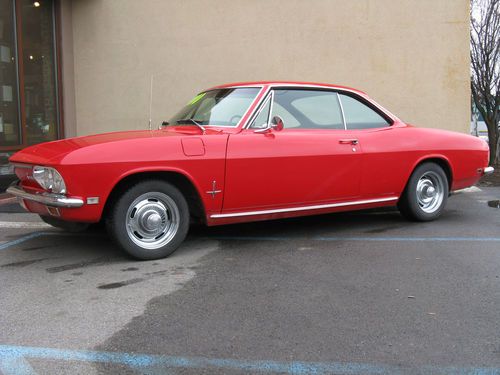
64 0 470 136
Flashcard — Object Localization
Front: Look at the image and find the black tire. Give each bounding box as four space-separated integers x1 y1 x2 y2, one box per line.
106 180 189 260
39 215 90 232
398 162 449 222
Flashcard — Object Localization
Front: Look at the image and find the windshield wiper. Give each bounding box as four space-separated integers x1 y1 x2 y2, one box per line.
176 118 206 133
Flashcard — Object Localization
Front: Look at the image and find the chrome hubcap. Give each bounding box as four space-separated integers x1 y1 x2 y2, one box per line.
416 171 444 213
126 192 179 250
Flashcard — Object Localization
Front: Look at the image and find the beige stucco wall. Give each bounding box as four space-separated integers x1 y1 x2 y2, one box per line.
64 0 470 136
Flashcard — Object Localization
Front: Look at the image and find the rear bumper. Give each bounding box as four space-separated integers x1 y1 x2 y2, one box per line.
6 181 84 208
483 166 495 175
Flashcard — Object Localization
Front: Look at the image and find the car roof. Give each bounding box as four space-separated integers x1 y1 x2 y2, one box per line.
206 81 367 95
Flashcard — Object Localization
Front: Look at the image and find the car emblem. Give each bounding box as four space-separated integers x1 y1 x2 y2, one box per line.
206 180 222 199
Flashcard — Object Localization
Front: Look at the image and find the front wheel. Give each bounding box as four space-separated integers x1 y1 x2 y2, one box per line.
106 180 189 260
398 162 449 221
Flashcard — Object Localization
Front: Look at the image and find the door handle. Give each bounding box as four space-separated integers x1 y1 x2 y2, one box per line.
339 139 359 145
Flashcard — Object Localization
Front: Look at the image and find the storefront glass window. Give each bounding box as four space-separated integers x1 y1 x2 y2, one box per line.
0 0 21 148
0 0 60 177
21 0 58 145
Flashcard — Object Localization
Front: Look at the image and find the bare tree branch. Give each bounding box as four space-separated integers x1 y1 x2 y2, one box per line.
471 0 500 164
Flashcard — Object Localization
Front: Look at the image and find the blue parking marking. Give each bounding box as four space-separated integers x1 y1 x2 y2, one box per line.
0 232 49 251
2 232 500 253
0 345 500 375
0 355 37 375
0 231 103 252
314 236 500 242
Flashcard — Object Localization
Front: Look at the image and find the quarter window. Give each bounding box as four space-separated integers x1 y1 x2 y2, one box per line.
249 95 271 129
339 94 390 129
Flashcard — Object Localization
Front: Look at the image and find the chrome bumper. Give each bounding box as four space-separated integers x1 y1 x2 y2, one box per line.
484 166 495 175
6 182 84 208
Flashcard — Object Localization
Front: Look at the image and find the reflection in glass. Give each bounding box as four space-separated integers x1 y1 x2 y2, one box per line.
0 0 21 147
21 0 58 145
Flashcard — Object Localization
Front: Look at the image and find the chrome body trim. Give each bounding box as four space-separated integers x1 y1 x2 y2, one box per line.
11 163 33 169
252 93 273 132
246 89 273 131
337 92 347 130
484 166 494 175
339 139 359 145
6 182 84 208
210 196 398 219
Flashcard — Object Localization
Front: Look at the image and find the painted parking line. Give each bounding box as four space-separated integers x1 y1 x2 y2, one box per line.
210 235 500 242
0 232 50 251
0 231 104 251
0 355 36 375
0 222 51 229
1 344 500 375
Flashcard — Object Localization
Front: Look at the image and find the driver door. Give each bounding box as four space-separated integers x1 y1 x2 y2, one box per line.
223 88 363 213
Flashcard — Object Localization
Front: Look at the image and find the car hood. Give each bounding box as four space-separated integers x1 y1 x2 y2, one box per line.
9 127 218 166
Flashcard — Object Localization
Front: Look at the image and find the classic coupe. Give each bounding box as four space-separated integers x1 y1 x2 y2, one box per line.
7 81 493 260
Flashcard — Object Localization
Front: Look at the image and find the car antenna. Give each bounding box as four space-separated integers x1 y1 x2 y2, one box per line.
148 74 154 130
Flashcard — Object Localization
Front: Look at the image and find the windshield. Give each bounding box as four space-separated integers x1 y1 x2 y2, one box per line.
169 88 261 127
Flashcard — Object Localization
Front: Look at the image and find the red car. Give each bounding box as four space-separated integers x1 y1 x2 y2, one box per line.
7 82 493 260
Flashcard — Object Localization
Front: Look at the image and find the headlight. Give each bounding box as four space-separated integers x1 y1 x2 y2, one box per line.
33 166 67 194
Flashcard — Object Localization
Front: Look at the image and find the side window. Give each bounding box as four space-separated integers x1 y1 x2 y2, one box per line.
272 102 300 128
291 93 343 129
271 89 344 129
249 93 301 128
249 96 271 129
339 94 390 129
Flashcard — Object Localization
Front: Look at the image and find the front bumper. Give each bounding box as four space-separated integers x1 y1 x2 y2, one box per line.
6 181 84 208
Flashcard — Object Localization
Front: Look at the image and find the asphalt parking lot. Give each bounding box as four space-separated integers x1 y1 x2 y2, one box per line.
0 187 499 375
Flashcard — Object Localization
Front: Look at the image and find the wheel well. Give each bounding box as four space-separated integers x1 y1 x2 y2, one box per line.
414 158 453 190
102 171 206 224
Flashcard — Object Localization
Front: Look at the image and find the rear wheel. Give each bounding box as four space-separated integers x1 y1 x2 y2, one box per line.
398 162 449 221
39 215 89 232
106 180 189 260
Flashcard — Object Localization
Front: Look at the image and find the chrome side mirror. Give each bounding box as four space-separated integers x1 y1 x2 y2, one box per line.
254 115 284 133
270 116 284 131
158 121 169 129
